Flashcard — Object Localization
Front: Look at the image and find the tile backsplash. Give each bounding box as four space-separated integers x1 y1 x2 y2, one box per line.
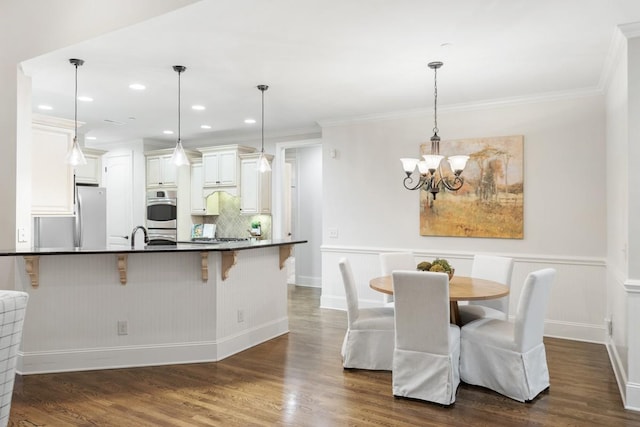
196 192 271 239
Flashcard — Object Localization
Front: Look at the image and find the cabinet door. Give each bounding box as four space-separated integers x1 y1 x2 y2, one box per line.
217 150 237 186
240 158 259 214
190 162 205 214
75 154 101 185
160 155 177 186
147 156 163 187
259 168 272 214
202 152 221 186
31 124 74 215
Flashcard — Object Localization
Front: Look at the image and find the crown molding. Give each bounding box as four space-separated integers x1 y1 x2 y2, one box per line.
599 27 629 93
32 113 81 130
619 22 640 39
318 87 603 128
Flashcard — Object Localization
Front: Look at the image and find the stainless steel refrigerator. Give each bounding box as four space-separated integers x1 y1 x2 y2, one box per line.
33 186 107 248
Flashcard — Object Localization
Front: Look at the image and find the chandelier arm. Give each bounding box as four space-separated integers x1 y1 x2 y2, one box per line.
441 175 465 191
403 175 426 191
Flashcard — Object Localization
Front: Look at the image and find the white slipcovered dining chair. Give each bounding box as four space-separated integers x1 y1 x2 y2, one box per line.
339 258 395 370
0 291 29 427
392 270 460 405
458 255 514 325
460 268 556 402
379 252 415 306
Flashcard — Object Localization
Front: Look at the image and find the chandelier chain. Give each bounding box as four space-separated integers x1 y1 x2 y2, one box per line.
433 66 438 135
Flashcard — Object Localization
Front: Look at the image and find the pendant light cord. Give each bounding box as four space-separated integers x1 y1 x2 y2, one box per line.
261 88 265 153
74 62 78 140
177 69 181 143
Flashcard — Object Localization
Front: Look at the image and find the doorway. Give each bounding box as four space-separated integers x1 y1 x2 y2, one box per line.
274 140 322 287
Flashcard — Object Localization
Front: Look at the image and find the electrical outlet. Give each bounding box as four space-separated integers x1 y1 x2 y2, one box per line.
237 309 244 323
605 318 613 336
117 320 128 335
17 228 27 242
328 228 339 238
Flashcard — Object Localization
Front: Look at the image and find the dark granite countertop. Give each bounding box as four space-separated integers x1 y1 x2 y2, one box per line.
0 239 307 257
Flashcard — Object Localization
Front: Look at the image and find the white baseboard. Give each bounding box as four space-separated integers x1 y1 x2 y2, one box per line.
215 317 289 361
627 382 640 412
543 320 605 344
18 318 289 375
296 275 322 287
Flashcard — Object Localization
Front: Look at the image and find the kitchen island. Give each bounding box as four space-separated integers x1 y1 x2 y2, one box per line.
1 239 306 374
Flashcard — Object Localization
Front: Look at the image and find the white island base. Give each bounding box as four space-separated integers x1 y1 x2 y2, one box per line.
15 246 289 374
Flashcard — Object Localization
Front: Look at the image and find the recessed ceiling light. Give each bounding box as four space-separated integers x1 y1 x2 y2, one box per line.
129 83 146 90
201 125 212 129
77 96 93 102
192 105 206 111
440 42 453 47
86 136 97 140
163 130 174 135
244 118 256 124
37 105 53 110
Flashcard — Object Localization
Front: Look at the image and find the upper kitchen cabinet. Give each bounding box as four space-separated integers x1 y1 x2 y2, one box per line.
198 145 255 190
239 153 273 215
190 159 206 214
146 152 178 188
145 148 198 189
31 115 75 215
75 147 106 185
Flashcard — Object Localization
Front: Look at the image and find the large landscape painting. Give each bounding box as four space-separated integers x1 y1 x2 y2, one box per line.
420 135 524 239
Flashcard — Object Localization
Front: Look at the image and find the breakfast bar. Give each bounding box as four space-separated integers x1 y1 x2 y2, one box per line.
2 239 306 375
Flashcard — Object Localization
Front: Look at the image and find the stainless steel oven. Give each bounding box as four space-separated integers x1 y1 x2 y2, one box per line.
146 190 177 229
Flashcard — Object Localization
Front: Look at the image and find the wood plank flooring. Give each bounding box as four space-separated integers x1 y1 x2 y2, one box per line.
9 285 640 426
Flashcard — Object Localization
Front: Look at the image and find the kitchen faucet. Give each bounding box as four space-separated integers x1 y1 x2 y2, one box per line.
131 225 149 248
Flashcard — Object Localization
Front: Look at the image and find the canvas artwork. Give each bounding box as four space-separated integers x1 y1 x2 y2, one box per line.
420 135 524 239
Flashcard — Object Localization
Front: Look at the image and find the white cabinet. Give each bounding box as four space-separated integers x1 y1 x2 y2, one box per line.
190 161 206 214
146 154 178 188
31 116 75 215
75 147 106 185
198 145 255 188
240 153 273 215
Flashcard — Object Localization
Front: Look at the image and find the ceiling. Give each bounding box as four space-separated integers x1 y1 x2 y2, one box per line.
21 0 640 148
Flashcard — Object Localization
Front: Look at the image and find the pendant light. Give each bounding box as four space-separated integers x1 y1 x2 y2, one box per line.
170 65 190 166
66 58 87 166
257 84 271 173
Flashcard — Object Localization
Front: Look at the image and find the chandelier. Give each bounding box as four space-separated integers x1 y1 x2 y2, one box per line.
400 61 468 201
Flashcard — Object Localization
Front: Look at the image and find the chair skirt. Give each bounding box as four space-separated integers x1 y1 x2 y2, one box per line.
460 338 549 402
392 343 460 405
341 328 394 370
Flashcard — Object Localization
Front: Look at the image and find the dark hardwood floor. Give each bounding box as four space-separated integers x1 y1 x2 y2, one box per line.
9 285 640 426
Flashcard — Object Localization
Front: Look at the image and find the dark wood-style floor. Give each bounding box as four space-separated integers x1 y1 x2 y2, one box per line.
9 285 640 426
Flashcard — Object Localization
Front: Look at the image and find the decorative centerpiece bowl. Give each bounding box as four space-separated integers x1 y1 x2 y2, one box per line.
417 259 454 281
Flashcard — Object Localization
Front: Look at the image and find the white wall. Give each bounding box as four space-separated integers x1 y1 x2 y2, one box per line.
605 27 631 405
294 145 323 287
321 94 607 342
